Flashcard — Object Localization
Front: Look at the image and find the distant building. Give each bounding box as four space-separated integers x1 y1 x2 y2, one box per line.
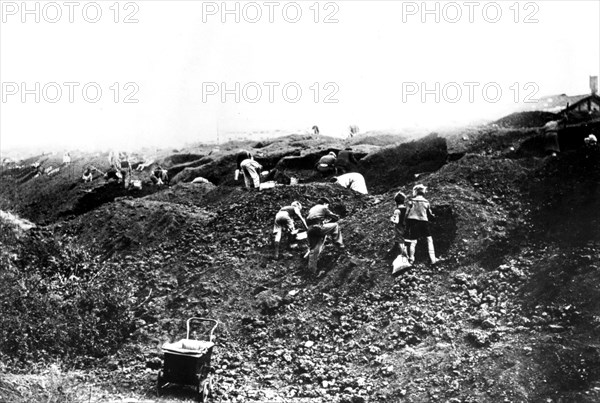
530 93 590 113
564 93 600 113
521 76 600 114
563 76 599 114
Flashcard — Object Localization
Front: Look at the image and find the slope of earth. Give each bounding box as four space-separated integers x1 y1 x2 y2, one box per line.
2 126 600 403
76 151 600 401
59 195 217 258
493 111 558 128
0 151 163 224
443 125 542 158
347 132 409 147
0 133 382 224
358 134 449 194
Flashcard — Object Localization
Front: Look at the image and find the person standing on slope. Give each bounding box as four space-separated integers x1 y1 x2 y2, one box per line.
405 184 441 265
306 198 345 273
389 191 409 260
542 120 561 157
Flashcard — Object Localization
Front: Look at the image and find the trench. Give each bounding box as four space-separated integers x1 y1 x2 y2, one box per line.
60 181 159 218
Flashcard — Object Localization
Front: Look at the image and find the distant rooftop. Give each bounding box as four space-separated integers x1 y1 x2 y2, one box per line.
522 93 591 113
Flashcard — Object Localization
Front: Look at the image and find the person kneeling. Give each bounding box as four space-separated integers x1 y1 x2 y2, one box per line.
82 167 94 183
151 166 169 186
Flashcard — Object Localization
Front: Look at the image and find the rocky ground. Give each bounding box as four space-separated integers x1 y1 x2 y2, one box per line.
1 118 600 402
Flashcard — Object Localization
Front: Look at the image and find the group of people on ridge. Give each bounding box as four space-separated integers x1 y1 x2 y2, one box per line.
81 150 168 188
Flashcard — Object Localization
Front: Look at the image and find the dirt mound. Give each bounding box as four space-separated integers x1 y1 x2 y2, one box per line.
4 126 600 402
62 181 159 219
58 196 216 257
359 133 448 193
348 132 408 147
526 147 600 244
167 156 214 180
170 164 214 184
164 153 206 165
494 111 558 128
0 210 36 235
145 182 217 205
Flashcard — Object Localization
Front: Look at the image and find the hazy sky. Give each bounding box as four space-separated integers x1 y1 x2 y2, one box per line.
1 0 599 151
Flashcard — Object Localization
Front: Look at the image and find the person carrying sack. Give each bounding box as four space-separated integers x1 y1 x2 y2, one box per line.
405 184 441 265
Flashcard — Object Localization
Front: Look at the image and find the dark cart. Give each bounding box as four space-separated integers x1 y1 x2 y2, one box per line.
157 317 218 402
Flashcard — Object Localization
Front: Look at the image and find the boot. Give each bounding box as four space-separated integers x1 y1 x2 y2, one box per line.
274 241 280 260
427 236 437 264
407 241 416 264
386 242 399 260
301 240 310 259
399 243 408 257
308 248 318 273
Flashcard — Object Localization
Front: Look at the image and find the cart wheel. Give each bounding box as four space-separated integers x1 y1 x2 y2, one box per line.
202 381 210 402
208 375 214 395
156 370 165 397
197 379 210 403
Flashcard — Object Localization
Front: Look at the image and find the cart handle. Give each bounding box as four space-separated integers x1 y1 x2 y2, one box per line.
186 317 219 342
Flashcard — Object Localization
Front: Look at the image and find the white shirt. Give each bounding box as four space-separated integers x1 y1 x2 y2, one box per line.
335 173 368 195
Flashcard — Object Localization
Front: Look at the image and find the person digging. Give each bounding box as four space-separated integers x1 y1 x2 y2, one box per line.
315 152 337 177
81 167 94 183
238 157 263 191
306 198 345 274
151 166 169 186
272 201 308 259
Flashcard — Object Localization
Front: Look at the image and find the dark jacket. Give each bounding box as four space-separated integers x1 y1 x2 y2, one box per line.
306 204 339 226
336 150 358 168
236 151 252 169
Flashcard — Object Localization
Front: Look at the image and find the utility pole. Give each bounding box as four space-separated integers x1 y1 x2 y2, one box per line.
216 118 220 145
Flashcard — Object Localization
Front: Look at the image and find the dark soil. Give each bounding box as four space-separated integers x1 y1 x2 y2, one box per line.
494 111 558 128
2 123 600 402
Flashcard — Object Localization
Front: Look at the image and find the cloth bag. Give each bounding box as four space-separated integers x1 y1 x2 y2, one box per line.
392 254 411 275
